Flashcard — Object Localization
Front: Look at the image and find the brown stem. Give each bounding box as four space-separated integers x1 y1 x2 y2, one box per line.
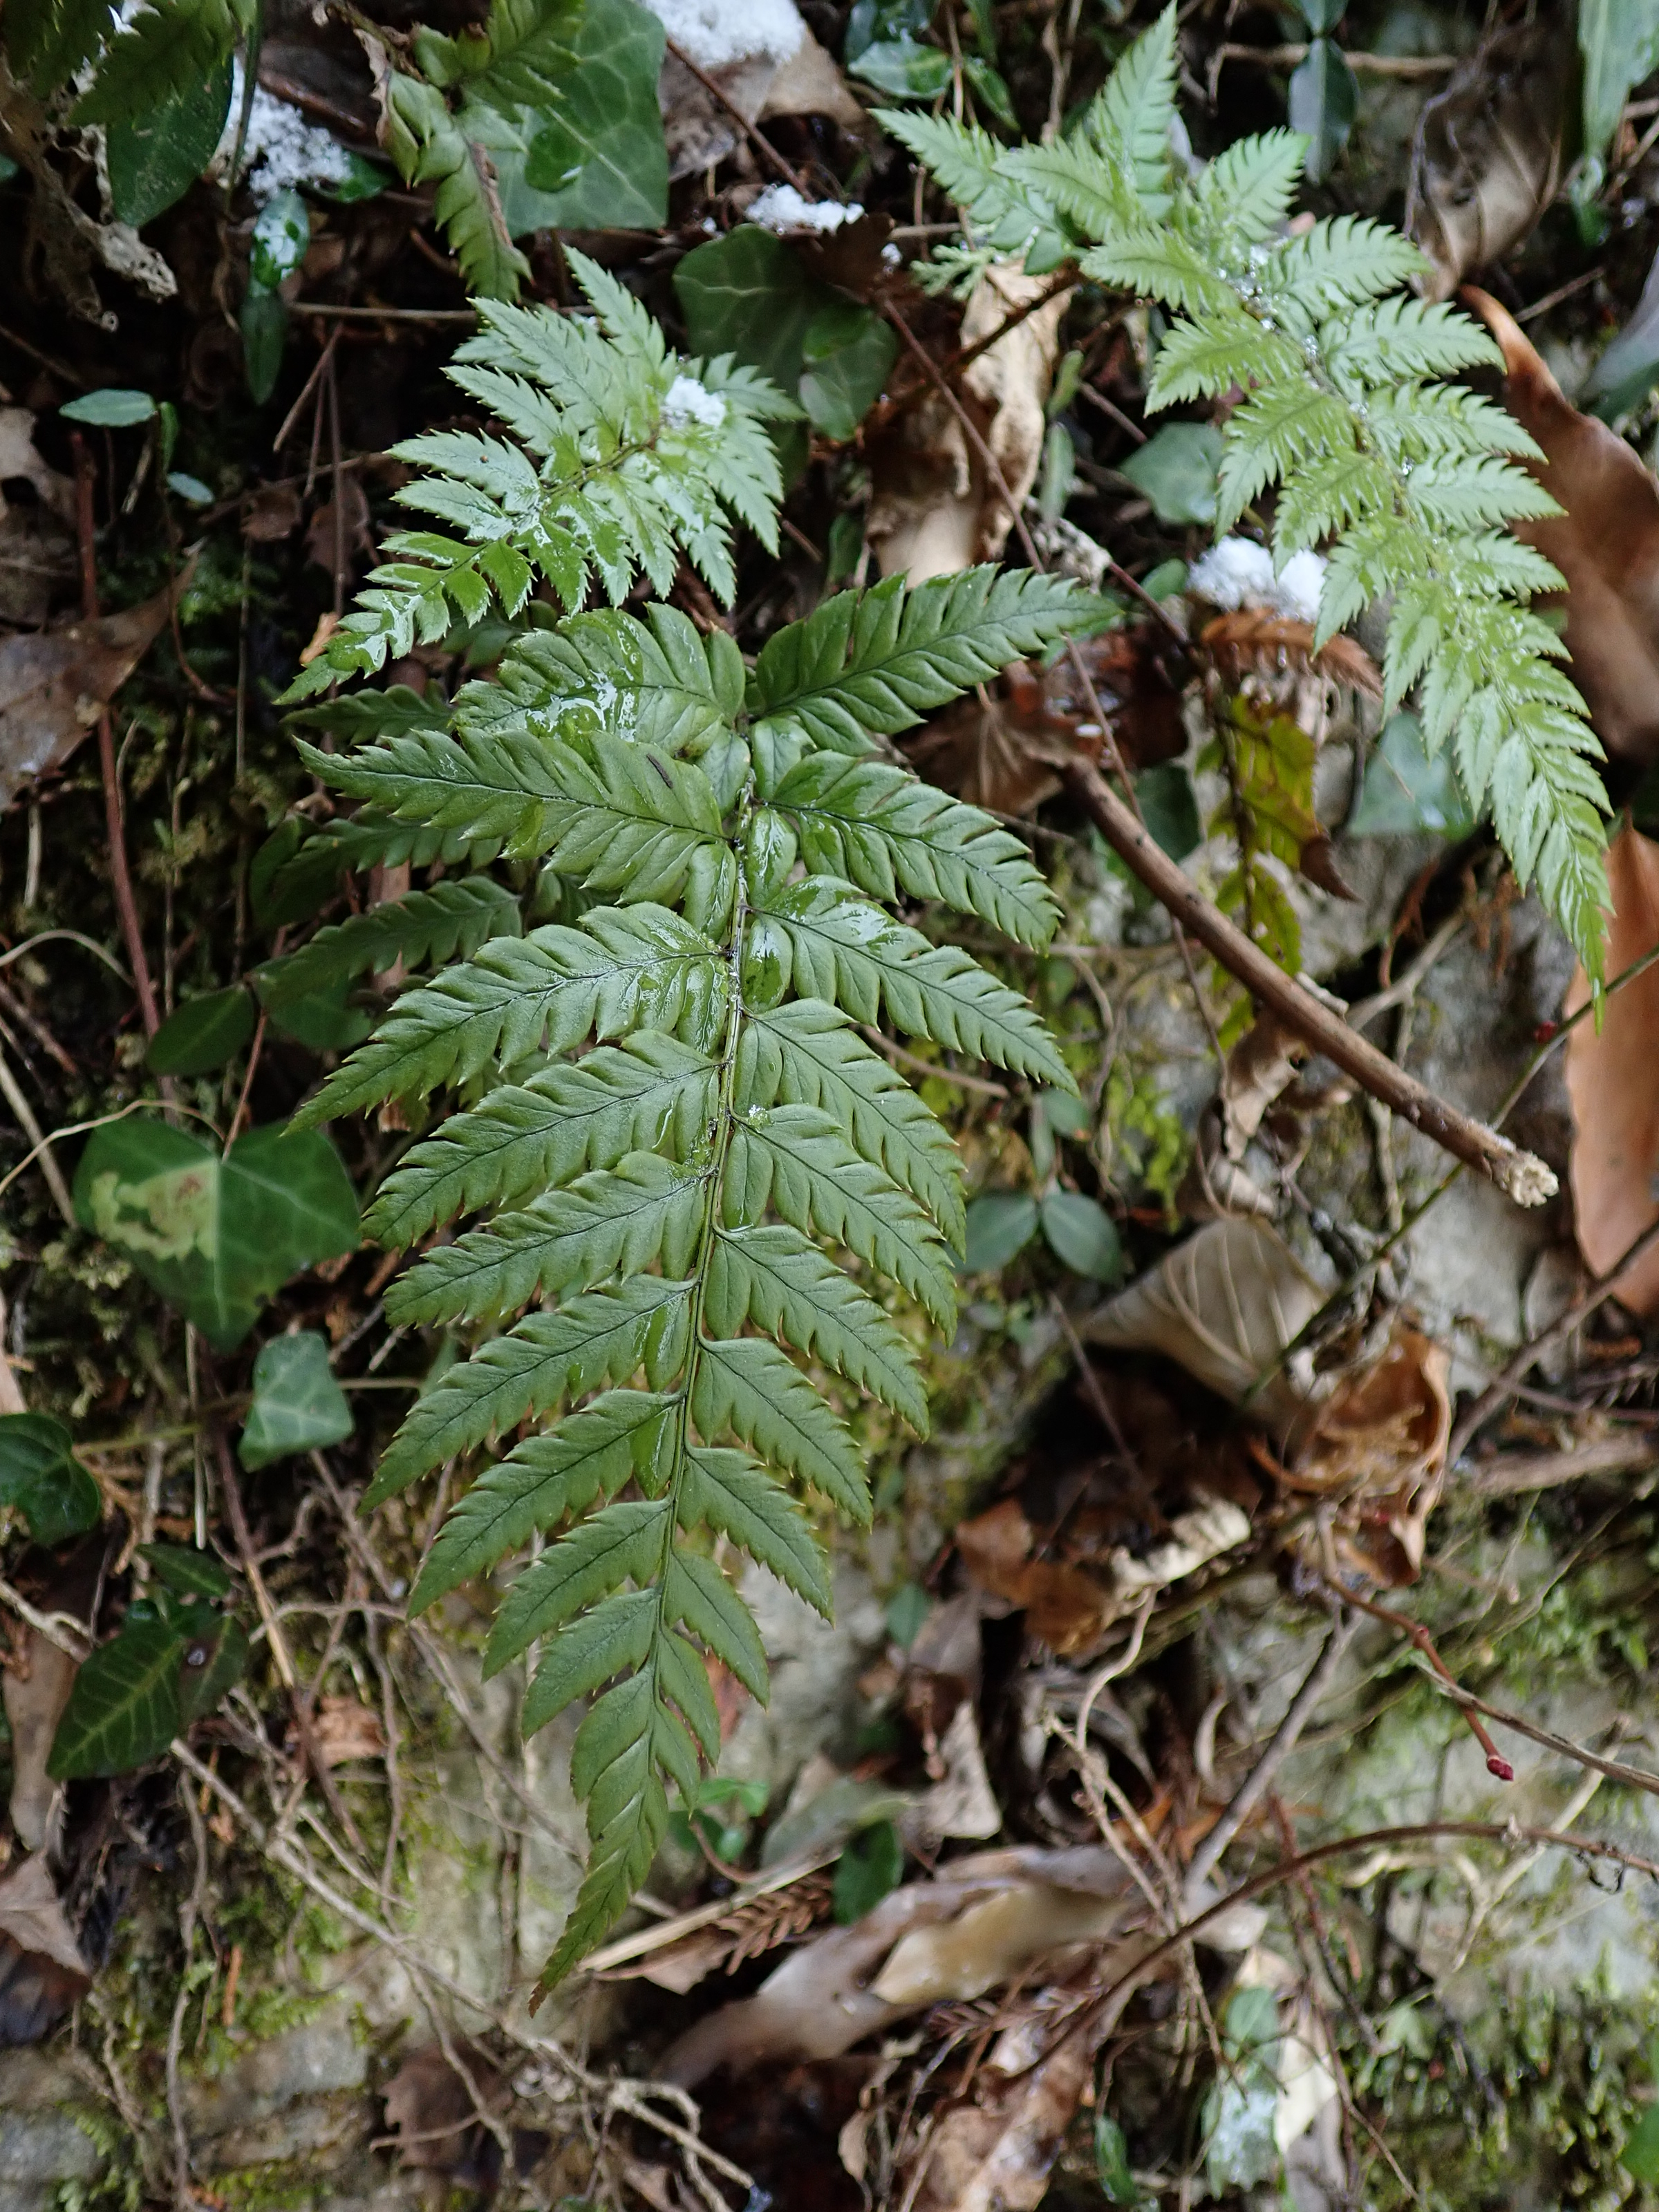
1313 1568 1512 1780
72 438 163 1041
1447 1211 1659 1459
1064 759 1556 1206
1439 1682 1659 1802
662 37 809 194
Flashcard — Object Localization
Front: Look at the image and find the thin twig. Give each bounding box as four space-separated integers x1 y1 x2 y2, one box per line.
1463 1432 1659 1499
1438 1682 1659 1802
72 439 165 1042
165 1779 209 2209
0 1040 74 1224
0 1574 91 1659
859 1023 1008 1097
1314 1571 1512 1779
1447 1213 1659 1460
1183 1611 1354 1897
1215 40 1458 76
213 1431 297 1689
662 38 810 193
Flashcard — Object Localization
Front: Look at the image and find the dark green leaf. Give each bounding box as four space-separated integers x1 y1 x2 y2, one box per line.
1622 2102 1659 2184
1135 762 1200 860
1349 711 1476 838
147 986 256 1077
178 1613 249 1725
1094 2112 1141 2204
1287 37 1358 185
61 389 157 427
0 1415 101 1546
799 302 897 442
73 1121 359 1351
1119 421 1224 525
48 1612 184 1779
1295 0 1344 30
885 1582 930 1647
674 226 821 396
518 0 668 229
241 285 288 406
962 1191 1038 1273
106 54 233 227
1040 1189 1122 1282
142 1541 233 1600
832 1818 904 1921
256 973 377 1053
239 1332 355 1469
849 36 952 99
962 55 1015 128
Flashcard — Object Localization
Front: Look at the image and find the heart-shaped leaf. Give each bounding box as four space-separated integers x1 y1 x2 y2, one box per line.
240 1331 355 1469
73 1121 359 1351
0 1416 101 1546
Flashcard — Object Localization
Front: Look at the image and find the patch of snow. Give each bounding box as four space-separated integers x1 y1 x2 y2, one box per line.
1188 536 1327 623
747 183 863 233
646 0 805 70
216 60 353 204
662 374 728 430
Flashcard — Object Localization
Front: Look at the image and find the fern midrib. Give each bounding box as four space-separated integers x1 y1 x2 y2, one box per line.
642 824 751 1718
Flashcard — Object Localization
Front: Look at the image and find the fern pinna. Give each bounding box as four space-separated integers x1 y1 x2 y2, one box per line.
885 8 1611 976
281 255 1087 1988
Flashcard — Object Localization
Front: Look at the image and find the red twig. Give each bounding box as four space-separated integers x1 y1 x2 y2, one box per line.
1314 1568 1513 1780
72 438 163 1040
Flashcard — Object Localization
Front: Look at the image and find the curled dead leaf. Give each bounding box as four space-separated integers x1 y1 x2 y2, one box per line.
1284 1322 1452 1584
1466 287 1659 769
0 1855 92 2044
1564 824 1659 1315
1199 612 1380 702
1407 22 1568 303
868 261 1069 583
310 1694 386 1766
1082 1217 1326 1435
662 15 862 178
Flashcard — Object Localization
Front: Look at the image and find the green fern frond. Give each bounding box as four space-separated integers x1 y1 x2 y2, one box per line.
412 0 580 109
8 0 115 88
284 259 791 700
285 279 1085 1996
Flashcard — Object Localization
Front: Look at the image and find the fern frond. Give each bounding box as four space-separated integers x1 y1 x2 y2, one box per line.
284 281 1077 1994
763 879 1075 1085
258 879 522 1014
412 0 580 109
365 1035 718 1248
7 0 113 88
748 568 1092 754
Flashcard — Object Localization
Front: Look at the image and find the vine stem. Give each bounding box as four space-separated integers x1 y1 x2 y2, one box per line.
877 301 1555 1207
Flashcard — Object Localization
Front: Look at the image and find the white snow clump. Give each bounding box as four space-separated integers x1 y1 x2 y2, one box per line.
645 0 805 69
663 375 728 430
747 184 863 233
1188 537 1327 624
216 61 353 204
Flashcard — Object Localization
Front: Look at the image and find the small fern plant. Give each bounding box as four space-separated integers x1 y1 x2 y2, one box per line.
884 7 1611 977
281 255 1089 1989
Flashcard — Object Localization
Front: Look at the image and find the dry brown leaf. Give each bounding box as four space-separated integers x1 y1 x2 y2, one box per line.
382 2040 503 2186
869 1884 1126 2007
903 1983 1121 2212
1564 824 1659 1315
868 261 1069 583
1082 1217 1325 1434
1407 21 1568 303
0 583 178 812
956 1499 1116 1656
662 1847 1134 2087
1466 288 1659 768
243 482 304 541
0 1855 92 2045
3 1633 77 1856
310 1694 386 1766
1285 1322 1452 1584
1199 612 1380 701
906 1697 1002 1846
661 21 862 178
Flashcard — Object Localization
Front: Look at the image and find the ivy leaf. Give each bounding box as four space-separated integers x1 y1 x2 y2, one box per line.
73 1123 359 1352
239 1333 355 1470
106 55 234 227
518 0 668 230
0 1416 102 1546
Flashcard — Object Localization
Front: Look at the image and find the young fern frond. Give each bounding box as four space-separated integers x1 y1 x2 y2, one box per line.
285 252 796 701
894 6 1612 975
281 296 1091 1988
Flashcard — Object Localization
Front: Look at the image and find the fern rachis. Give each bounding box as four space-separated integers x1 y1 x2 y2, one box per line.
282 259 1087 1988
